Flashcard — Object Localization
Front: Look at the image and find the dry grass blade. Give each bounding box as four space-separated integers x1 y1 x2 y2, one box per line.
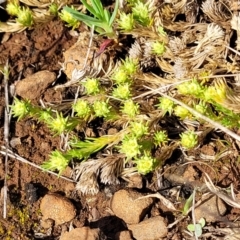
222 228 240 240
169 37 186 55
194 23 225 54
74 155 124 194
204 173 240 208
156 142 179 166
0 21 26 33
99 155 124 185
191 189 199 240
33 9 54 24
167 192 212 229
231 13 240 50
20 0 70 8
201 0 231 22
136 192 176 211
20 0 52 8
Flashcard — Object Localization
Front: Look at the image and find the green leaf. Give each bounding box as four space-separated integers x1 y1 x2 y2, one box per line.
63 0 116 36
63 7 101 24
81 0 98 17
187 223 203 237
199 217 206 228
103 8 110 23
182 192 194 215
187 224 195 232
109 0 119 26
194 224 203 237
69 135 117 160
90 0 104 19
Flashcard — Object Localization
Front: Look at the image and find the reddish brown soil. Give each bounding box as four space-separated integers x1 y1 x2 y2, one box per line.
0 19 127 240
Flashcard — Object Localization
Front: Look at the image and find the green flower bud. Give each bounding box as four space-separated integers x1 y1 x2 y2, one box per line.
204 81 226 103
121 57 139 75
195 101 208 114
121 99 139 117
135 152 157 174
73 99 91 118
174 105 190 119
118 12 134 31
152 41 165 55
93 100 111 117
119 136 141 159
153 131 168 146
112 83 132 100
180 131 198 149
49 3 58 16
111 68 131 84
83 78 100 95
6 0 20 16
37 108 52 122
46 112 73 135
41 150 70 175
177 79 204 97
17 7 34 27
132 1 151 26
11 98 32 120
130 121 148 138
157 97 174 115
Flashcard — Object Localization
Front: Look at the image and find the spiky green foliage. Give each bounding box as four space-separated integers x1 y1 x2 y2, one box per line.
41 150 71 175
11 98 32 120
180 131 198 149
68 134 119 160
134 152 157 175
59 6 80 29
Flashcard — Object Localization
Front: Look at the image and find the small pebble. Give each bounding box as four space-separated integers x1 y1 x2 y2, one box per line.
15 70 56 100
194 195 227 222
115 230 133 240
40 193 76 225
60 227 104 240
110 189 153 224
128 216 168 240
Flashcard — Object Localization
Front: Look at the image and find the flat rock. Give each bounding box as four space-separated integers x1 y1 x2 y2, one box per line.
60 227 104 240
63 32 111 81
110 189 153 224
15 70 56 100
40 193 76 225
194 195 227 222
127 216 168 240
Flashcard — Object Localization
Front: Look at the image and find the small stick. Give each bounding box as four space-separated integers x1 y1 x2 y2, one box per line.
191 189 198 240
2 60 10 218
133 73 240 100
144 85 240 142
0 147 75 183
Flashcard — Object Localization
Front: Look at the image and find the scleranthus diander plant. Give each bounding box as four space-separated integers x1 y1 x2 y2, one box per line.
8 0 240 198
